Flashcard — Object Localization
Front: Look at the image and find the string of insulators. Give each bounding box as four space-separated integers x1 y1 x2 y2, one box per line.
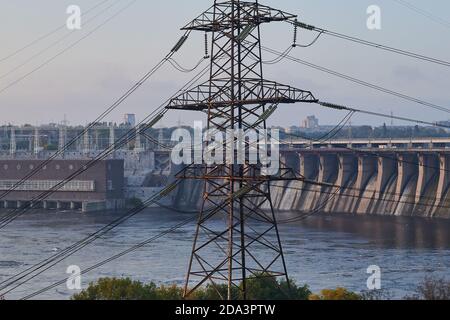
293 19 298 47
293 20 316 31
204 33 209 59
318 101 350 111
171 35 188 53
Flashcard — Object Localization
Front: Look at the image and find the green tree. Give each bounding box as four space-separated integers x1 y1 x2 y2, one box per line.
72 276 312 300
72 278 156 300
309 287 361 300
154 284 184 300
244 274 310 300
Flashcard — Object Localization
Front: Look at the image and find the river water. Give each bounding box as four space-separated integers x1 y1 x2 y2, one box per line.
0 209 448 300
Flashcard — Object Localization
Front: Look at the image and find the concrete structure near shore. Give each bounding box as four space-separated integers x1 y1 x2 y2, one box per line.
0 159 124 213
276 146 450 218
174 138 450 219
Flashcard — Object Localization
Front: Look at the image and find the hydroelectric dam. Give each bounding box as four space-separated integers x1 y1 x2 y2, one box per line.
174 138 450 219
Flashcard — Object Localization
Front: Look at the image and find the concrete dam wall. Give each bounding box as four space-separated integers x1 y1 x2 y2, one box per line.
269 150 449 219
173 149 450 219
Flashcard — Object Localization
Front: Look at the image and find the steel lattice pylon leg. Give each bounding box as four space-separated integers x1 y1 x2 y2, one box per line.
180 166 293 300
166 0 317 300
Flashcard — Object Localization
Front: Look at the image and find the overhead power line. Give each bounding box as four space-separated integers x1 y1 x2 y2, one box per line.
318 101 450 129
0 0 112 63
290 20 450 67
275 126 450 213
0 55 169 219
0 30 196 224
19 216 197 300
0 110 168 230
1 104 335 295
0 181 182 297
259 44 450 114
4 1 449 300
392 0 450 30
0 0 139 95
0 63 211 294
0 57 207 230
0 0 124 81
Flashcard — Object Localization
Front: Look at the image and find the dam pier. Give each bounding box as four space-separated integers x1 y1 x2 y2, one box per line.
271 138 450 218
173 137 450 219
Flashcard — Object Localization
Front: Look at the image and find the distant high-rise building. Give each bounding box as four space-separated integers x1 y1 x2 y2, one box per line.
123 114 136 127
301 115 319 129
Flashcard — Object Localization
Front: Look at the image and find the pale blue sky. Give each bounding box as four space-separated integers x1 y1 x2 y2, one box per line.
0 0 449 127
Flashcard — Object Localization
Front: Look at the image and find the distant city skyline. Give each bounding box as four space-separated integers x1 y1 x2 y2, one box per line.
2 113 450 130
0 0 449 127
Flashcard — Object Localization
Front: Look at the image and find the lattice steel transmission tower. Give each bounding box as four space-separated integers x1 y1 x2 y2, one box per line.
166 0 317 300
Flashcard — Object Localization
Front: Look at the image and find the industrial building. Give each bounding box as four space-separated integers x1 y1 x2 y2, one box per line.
0 119 177 211
0 159 124 212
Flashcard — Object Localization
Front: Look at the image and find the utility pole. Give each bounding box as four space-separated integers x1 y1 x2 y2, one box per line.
166 0 317 300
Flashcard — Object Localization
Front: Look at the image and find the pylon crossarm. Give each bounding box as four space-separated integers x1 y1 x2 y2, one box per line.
182 1 297 32
178 174 301 182
166 79 317 110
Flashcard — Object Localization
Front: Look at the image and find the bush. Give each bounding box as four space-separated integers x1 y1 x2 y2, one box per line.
189 284 238 300
244 274 311 300
72 278 156 300
154 284 184 300
309 287 361 300
406 276 450 300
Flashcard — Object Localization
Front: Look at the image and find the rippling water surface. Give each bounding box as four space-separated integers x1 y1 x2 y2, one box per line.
0 209 448 300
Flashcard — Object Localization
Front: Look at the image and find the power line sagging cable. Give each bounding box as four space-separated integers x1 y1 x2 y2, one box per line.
259 44 450 114
0 0 111 63
392 0 450 30
19 215 197 300
0 63 212 294
317 101 450 129
289 20 450 67
0 0 140 95
0 30 197 229
0 180 182 297
0 0 125 81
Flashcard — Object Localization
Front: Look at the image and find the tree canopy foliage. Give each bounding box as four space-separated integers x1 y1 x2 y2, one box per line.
72 275 312 300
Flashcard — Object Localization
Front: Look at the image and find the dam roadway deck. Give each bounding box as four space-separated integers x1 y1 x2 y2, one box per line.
284 137 450 150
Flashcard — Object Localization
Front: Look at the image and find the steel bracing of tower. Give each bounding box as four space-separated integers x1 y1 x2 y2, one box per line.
166 0 317 300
